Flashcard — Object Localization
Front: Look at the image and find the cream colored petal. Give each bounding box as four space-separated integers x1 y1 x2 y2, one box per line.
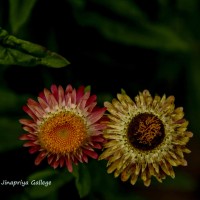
181 147 191 154
112 99 127 114
108 114 121 123
148 163 156 176
159 160 171 176
184 131 193 138
121 164 135 182
117 93 130 109
107 158 122 174
141 162 147 173
99 148 117 160
107 152 122 166
165 154 179 166
130 173 139 185
152 161 160 174
152 95 161 109
144 178 151 187
160 94 167 105
135 163 141 175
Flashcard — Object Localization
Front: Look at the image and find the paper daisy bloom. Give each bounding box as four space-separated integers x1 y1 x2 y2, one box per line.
99 89 193 186
19 84 106 172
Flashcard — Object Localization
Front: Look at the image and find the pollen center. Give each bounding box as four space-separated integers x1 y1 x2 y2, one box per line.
38 111 88 154
127 113 165 151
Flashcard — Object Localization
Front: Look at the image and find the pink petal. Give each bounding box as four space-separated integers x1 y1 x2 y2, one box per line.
75 152 84 163
65 93 72 107
38 97 49 110
49 93 58 108
92 143 102 149
66 84 73 93
66 156 73 172
78 92 90 110
52 159 60 169
27 104 43 119
23 106 37 121
22 126 32 133
44 88 59 109
19 134 36 141
86 95 97 107
85 102 97 113
43 88 54 109
35 152 47 165
71 89 77 104
88 107 106 124
19 134 31 140
58 85 65 107
83 149 98 159
38 91 47 102
76 86 85 103
19 119 35 128
59 157 65 167
89 123 107 131
29 146 40 154
48 155 55 165
91 136 105 142
82 154 88 163
23 141 36 147
27 99 45 117
51 84 58 101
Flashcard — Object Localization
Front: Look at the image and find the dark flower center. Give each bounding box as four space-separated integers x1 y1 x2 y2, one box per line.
127 113 165 151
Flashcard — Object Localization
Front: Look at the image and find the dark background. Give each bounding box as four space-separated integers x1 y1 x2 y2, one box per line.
0 0 200 199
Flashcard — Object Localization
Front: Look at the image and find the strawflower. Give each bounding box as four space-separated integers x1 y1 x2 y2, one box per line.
99 89 193 186
19 84 106 172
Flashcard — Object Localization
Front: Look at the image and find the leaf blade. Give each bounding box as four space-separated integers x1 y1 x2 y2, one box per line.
0 28 70 67
9 0 38 34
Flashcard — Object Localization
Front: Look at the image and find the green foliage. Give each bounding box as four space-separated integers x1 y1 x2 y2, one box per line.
0 28 70 67
26 169 73 199
84 85 91 92
72 164 91 198
0 88 27 113
0 117 22 152
69 0 190 52
9 0 38 34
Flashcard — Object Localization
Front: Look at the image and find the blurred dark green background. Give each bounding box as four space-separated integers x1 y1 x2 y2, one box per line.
0 0 200 200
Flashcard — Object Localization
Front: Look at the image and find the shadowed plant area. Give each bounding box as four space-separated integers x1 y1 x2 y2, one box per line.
0 0 200 200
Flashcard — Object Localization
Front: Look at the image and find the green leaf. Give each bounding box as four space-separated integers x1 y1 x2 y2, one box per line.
0 118 22 152
73 164 91 198
0 28 70 67
69 0 190 53
26 169 73 198
80 13 190 52
91 0 147 21
84 85 91 92
0 88 28 113
27 169 58 182
177 0 198 13
9 0 38 34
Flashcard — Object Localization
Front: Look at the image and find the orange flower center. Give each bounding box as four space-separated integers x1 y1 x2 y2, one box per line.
38 111 88 154
127 113 165 151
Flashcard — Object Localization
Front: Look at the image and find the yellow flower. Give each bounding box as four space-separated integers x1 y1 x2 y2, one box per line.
99 89 193 186
19 84 106 172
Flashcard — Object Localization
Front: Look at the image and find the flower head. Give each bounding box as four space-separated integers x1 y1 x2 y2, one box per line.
19 84 106 172
99 89 193 186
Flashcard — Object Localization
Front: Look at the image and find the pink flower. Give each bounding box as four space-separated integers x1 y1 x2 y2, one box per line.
19 84 106 172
